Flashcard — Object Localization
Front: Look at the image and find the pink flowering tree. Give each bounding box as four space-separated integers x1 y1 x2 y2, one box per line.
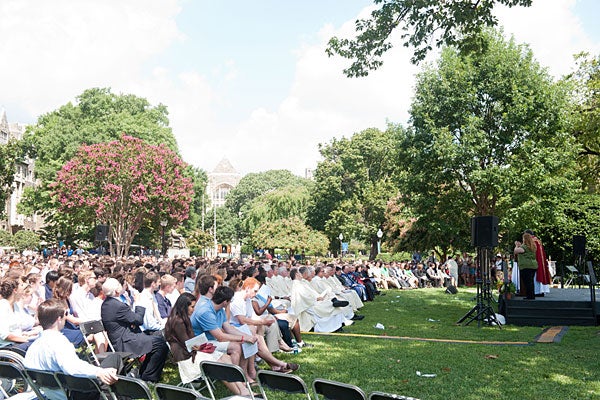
51 135 193 257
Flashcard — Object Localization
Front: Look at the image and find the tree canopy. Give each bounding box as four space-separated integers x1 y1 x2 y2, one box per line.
19 87 180 245
24 87 178 184
307 127 399 256
225 169 308 216
250 216 329 257
391 30 579 254
567 53 600 193
0 139 25 218
51 135 192 257
326 0 532 77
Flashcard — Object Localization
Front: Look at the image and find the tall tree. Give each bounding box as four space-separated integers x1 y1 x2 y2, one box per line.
396 30 579 254
51 135 193 257
0 139 25 218
307 127 399 256
242 184 312 236
225 170 307 216
182 166 209 234
19 88 179 243
224 170 310 243
567 52 600 193
327 0 532 77
250 216 329 257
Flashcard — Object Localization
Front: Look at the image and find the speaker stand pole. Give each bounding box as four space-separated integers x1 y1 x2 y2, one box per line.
457 247 502 328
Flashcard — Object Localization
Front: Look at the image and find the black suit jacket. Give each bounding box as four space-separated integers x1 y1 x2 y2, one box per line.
101 296 153 357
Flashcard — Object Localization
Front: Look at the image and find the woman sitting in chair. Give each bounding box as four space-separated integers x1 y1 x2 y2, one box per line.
164 292 253 397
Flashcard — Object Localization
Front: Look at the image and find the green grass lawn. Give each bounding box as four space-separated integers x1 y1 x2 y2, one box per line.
162 288 600 400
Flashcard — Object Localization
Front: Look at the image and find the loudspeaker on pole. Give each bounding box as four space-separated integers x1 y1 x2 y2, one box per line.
95 225 109 242
471 216 499 248
573 235 586 257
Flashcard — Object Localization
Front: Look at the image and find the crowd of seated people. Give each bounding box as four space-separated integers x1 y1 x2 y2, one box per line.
0 253 333 396
0 249 479 397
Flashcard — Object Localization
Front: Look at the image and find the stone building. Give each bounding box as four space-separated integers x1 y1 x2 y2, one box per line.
0 110 43 234
207 158 241 208
206 158 241 257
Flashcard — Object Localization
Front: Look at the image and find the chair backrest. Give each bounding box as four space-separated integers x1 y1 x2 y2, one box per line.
110 375 153 400
256 369 311 399
55 372 109 400
79 319 106 336
199 360 254 400
155 382 209 400
80 319 116 354
369 391 420 400
24 367 65 400
24 368 63 390
313 378 366 400
0 360 42 399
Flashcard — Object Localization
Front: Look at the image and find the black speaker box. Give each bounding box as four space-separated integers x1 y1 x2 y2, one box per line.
445 285 458 294
471 216 499 248
573 235 586 257
95 225 109 242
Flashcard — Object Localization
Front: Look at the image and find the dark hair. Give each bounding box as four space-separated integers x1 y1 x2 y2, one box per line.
241 267 255 280
53 276 73 302
38 299 66 329
172 292 196 320
255 274 266 285
143 271 159 288
45 270 60 283
89 281 103 298
165 292 196 341
213 286 234 305
0 279 19 299
196 275 216 297
133 268 147 292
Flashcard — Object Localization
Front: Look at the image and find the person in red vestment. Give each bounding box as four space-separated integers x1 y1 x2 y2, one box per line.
525 229 551 286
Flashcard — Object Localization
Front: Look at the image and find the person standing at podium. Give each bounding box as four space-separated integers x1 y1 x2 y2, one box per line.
514 232 538 300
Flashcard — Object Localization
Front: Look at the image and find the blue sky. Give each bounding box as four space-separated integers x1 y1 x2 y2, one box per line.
1 0 599 175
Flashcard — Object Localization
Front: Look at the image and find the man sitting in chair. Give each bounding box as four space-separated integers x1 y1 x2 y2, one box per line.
101 278 168 383
24 299 119 400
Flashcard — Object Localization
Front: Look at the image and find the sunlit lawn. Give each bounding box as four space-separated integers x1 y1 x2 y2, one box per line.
161 288 600 400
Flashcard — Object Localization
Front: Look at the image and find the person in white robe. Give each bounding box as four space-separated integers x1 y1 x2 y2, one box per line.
290 267 353 333
322 267 364 311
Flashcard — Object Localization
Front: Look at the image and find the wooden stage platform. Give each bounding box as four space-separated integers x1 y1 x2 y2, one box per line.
502 287 600 326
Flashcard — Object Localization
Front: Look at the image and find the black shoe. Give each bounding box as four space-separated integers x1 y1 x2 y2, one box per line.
333 326 345 333
351 315 365 321
332 298 349 307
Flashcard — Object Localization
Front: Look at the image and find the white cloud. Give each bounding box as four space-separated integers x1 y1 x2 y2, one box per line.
208 0 599 176
0 0 183 118
204 9 420 176
495 0 598 77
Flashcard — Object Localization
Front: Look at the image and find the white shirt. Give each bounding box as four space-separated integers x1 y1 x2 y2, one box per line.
229 291 253 327
135 288 164 331
69 285 94 320
25 330 102 400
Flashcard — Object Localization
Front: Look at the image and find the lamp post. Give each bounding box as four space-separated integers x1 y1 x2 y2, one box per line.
338 233 344 258
377 228 383 257
160 220 168 256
